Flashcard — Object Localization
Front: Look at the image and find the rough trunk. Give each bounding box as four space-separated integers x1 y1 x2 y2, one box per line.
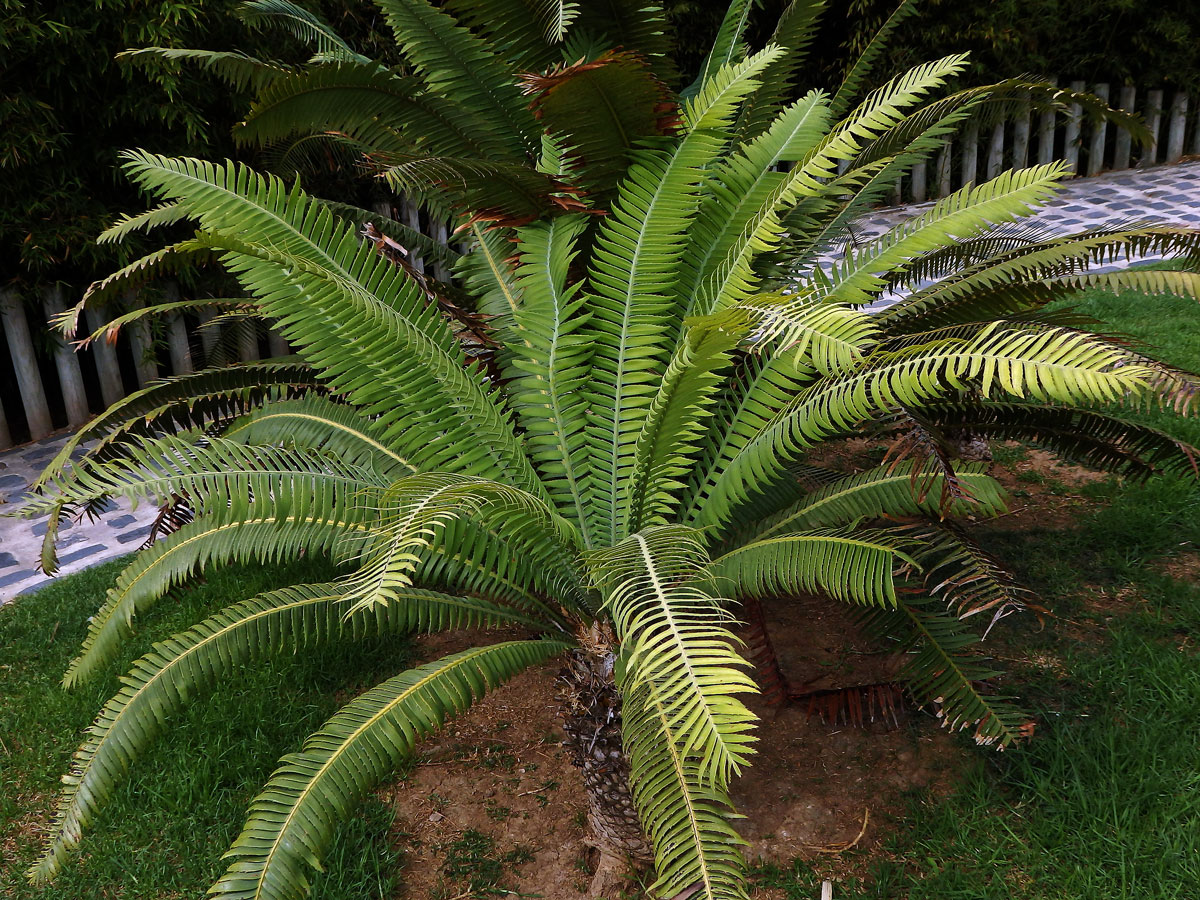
558 623 651 897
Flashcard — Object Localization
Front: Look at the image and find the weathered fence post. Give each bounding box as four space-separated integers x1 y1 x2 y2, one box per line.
986 121 1005 180
1037 77 1058 165
42 285 89 427
936 143 952 197
432 217 452 282
401 198 425 274
125 291 159 388
1011 101 1031 170
1113 85 1137 170
961 121 979 185
0 394 11 449
1087 83 1109 175
1141 89 1164 167
267 331 289 358
84 307 124 409
196 307 219 364
1063 80 1086 171
1 288 53 440
910 160 927 202
238 321 261 362
1166 92 1188 162
163 282 193 377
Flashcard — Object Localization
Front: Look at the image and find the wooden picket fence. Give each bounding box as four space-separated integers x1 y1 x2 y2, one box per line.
2 79 1199 450
888 81 1199 204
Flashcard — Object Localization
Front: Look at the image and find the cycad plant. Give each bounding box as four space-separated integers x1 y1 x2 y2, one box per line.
22 1 1200 898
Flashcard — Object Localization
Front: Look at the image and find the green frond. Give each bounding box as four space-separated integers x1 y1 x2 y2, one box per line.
863 598 1030 748
694 323 1154 528
507 215 596 539
699 292 878 375
913 401 1200 479
379 155 580 226
583 46 784 545
731 0 827 143
829 0 922 118
680 89 831 318
454 223 521 328
25 433 384 526
118 47 293 93
824 164 1071 305
684 0 753 100
744 460 1007 543
221 395 418 476
28 359 317 497
61 514 373 689
30 582 544 885
71 298 252 349
209 639 570 900
587 526 756 785
680 351 817 522
80 239 215 307
97 201 193 244
235 63 487 158
587 526 754 898
626 320 744 533
704 527 916 606
441 0 571 68
344 473 583 618
879 228 1200 331
239 0 364 61
375 0 538 160
622 679 750 900
119 152 546 494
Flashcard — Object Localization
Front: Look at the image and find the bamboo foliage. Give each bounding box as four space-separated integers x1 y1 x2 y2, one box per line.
21 2 1200 898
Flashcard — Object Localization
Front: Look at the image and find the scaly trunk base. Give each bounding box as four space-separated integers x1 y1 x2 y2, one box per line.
558 624 652 897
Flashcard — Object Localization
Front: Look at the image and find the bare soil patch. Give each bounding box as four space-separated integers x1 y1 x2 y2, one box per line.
383 607 970 898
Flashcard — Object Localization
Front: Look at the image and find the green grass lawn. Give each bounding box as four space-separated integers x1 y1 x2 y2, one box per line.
0 557 410 900
3 284 1199 900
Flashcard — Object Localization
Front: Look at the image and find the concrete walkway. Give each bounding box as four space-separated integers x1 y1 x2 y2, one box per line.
3 160 1200 604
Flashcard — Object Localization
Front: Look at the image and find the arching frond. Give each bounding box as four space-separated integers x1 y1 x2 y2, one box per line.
240 0 364 61
507 215 595 538
743 460 1007 543
695 324 1155 528
30 582 543 885
119 152 547 495
910 401 1200 479
829 0 921 117
118 47 294 92
862 599 1030 748
220 395 418 476
209 640 570 900
823 163 1070 305
344 473 583 617
583 46 785 545
704 527 916 606
61 514 374 689
375 0 538 160
588 526 755 900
